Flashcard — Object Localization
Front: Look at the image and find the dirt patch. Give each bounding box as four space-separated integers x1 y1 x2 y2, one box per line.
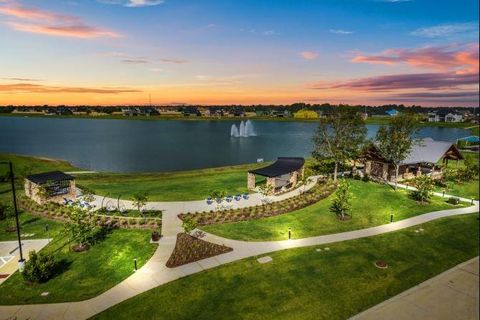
166 233 233 268
374 260 388 269
336 214 352 221
71 244 90 252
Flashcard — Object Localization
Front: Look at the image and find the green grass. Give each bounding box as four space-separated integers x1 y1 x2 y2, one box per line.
435 151 479 200
0 153 77 178
0 226 157 304
0 212 65 241
93 214 479 320
76 163 266 201
201 180 467 241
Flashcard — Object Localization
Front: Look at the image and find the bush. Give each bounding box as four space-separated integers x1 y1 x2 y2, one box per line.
0 203 8 220
448 197 460 205
22 251 56 283
410 175 434 204
361 174 370 182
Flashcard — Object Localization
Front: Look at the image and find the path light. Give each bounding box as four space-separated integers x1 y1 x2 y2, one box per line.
442 190 445 197
288 227 291 240
390 213 394 223
133 258 137 272
471 199 474 205
45 224 50 243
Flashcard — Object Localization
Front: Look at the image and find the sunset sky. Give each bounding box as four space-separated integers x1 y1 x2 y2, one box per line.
0 0 478 106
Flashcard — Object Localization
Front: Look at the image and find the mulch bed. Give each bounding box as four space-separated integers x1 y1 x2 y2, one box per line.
336 214 352 221
166 233 233 268
374 260 388 269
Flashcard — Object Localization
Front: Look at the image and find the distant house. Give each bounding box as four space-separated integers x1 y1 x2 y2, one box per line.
360 138 463 182
182 107 201 117
428 110 463 123
385 109 399 117
272 110 291 118
229 108 245 117
122 107 159 116
205 107 224 117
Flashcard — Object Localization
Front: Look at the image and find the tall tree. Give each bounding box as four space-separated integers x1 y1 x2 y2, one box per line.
312 107 367 181
375 113 418 190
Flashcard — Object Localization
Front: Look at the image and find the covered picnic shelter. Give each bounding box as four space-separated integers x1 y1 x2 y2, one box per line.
248 157 305 195
25 171 76 204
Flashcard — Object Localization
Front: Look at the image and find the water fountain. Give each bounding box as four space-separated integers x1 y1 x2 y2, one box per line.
230 120 256 137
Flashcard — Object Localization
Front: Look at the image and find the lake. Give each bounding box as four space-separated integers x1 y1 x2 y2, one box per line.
0 116 469 173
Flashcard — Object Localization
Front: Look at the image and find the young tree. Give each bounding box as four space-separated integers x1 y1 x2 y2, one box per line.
411 175 434 204
258 183 273 198
330 179 352 220
312 107 367 181
81 188 95 204
375 113 418 190
210 190 227 203
132 193 148 216
182 216 198 235
65 207 97 251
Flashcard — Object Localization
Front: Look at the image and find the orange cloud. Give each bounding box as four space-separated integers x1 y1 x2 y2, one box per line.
300 51 319 60
351 43 479 74
0 83 141 94
0 1 120 38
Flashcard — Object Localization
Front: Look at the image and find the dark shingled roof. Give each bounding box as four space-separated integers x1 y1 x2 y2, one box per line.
26 171 74 184
249 157 305 177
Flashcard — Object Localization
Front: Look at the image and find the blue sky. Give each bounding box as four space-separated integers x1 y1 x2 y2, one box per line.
0 0 478 106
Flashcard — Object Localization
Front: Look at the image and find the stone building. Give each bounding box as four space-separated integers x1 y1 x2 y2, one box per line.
25 171 76 205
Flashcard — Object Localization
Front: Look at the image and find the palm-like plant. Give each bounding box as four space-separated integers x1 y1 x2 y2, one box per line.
132 193 148 217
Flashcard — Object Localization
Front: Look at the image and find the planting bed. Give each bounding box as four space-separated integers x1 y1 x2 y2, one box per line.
178 180 337 226
18 196 162 230
166 233 233 268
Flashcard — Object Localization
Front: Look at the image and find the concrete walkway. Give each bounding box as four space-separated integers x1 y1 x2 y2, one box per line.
0 239 50 285
0 182 478 320
351 257 479 320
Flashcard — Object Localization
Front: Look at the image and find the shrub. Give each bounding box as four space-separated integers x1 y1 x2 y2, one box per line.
182 216 198 234
330 179 352 219
22 251 56 283
0 203 9 220
361 174 370 182
410 175 434 204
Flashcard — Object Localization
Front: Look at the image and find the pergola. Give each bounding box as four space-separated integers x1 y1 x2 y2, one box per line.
360 138 463 182
248 157 305 195
25 171 76 204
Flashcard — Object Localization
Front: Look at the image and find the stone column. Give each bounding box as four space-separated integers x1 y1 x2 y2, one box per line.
266 177 275 195
69 180 77 200
247 173 256 190
382 163 389 180
365 161 371 175
290 171 298 186
416 167 421 177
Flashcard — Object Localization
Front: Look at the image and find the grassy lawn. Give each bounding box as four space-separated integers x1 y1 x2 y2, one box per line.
1 225 157 304
434 151 479 200
0 152 266 201
76 163 265 201
201 180 467 241
93 214 479 320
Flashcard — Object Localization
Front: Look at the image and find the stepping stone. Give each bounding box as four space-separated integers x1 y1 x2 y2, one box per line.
316 248 322 252
415 230 419 233
257 256 273 264
324 247 330 251
40 292 49 297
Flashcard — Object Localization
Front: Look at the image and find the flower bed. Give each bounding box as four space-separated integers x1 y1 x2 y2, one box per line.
166 233 233 268
178 180 337 226
17 196 162 230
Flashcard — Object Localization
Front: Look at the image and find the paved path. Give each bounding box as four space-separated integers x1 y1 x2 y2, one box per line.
0 239 50 285
0 182 478 320
351 257 479 320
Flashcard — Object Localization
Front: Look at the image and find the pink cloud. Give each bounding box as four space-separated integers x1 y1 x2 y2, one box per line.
0 1 120 38
351 43 479 75
300 51 319 60
0 82 140 94
310 72 478 91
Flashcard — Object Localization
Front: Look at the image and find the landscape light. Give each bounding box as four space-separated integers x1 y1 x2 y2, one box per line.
133 258 137 272
390 213 394 223
288 227 291 240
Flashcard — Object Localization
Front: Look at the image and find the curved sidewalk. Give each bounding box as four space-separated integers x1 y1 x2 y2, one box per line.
0 199 477 320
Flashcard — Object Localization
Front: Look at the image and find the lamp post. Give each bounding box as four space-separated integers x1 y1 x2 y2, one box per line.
390 213 394 223
288 227 291 240
0 161 24 271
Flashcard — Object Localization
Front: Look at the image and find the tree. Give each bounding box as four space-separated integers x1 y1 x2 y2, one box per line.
330 179 352 220
182 216 197 234
411 175 434 204
375 113 418 190
81 188 95 204
210 190 227 203
132 193 148 216
312 107 367 181
64 207 97 251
